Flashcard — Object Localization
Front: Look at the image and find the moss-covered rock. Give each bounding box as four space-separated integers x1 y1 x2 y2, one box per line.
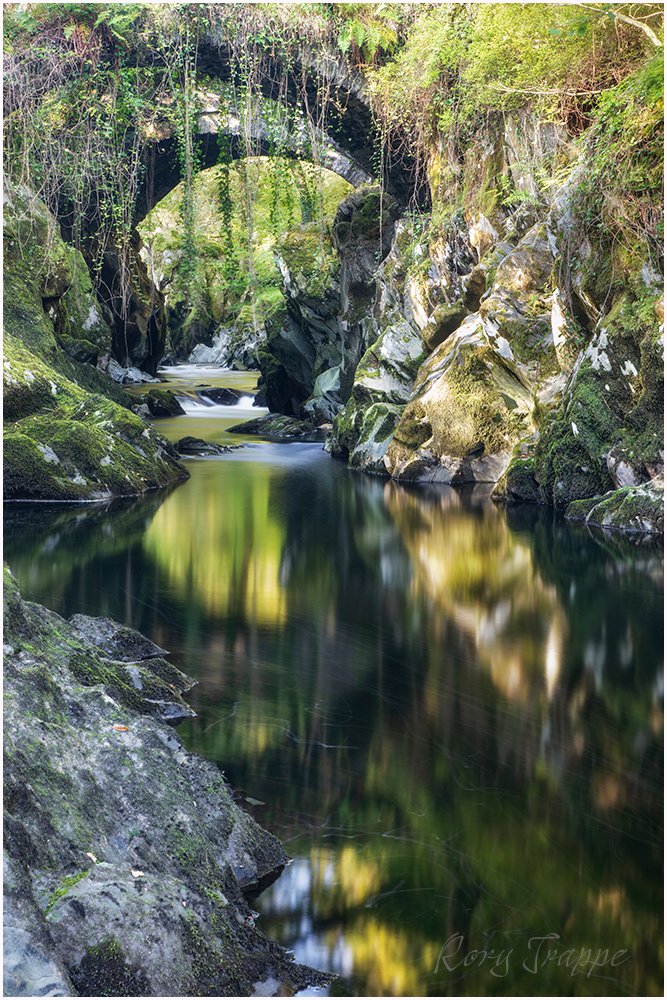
493 453 541 504
534 294 663 509
227 413 325 441
566 480 664 535
385 313 535 483
3 185 188 501
136 388 186 418
3 569 327 997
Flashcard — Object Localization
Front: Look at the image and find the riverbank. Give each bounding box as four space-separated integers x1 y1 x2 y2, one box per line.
3 566 329 997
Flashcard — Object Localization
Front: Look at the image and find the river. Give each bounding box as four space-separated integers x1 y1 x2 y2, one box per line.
4 366 663 997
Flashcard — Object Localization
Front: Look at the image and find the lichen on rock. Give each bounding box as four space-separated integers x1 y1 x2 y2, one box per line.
3 568 329 997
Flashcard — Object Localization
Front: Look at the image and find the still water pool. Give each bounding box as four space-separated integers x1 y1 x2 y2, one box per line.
4 369 663 996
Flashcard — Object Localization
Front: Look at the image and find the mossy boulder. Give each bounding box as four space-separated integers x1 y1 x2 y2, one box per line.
385 313 535 483
566 480 664 535
493 453 541 504
136 388 185 418
329 398 403 474
534 294 663 509
227 413 324 441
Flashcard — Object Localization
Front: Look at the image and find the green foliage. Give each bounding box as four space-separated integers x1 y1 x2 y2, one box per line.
335 4 400 64
138 157 350 352
368 2 661 154
574 52 664 270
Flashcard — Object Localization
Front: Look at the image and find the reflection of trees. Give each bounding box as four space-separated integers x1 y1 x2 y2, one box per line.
4 459 663 996
3 490 174 616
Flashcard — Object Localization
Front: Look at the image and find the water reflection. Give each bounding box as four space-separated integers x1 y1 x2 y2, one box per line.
4 446 663 997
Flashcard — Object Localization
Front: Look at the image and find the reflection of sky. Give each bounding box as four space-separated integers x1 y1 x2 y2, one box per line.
260 858 353 990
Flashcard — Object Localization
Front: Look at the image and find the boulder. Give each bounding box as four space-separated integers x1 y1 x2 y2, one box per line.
105 359 160 384
136 389 185 418
175 437 239 456
3 569 327 997
566 479 664 535
197 387 245 405
385 313 535 483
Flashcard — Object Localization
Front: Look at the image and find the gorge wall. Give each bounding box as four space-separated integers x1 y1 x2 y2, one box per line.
257 55 663 534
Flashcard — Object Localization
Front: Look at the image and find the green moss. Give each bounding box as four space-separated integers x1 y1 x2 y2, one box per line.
3 188 187 501
493 455 540 503
68 651 188 719
278 222 339 300
392 401 432 451
566 483 664 535
45 870 89 914
70 938 150 997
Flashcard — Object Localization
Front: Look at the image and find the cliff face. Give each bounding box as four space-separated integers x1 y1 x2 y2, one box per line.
256 58 663 532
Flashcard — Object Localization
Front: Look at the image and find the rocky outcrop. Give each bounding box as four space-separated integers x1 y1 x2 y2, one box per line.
3 568 327 997
327 217 429 472
323 85 663 529
187 326 265 370
258 186 400 421
3 184 188 502
376 213 560 483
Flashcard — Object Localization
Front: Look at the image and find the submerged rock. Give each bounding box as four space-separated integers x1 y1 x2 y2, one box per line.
227 414 325 442
3 568 328 997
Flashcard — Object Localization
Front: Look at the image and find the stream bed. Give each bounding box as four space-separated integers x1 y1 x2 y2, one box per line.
4 366 663 996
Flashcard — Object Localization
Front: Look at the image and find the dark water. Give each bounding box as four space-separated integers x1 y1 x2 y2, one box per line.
4 376 664 997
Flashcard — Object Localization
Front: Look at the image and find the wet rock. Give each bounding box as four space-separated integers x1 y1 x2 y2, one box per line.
135 388 185 417
175 437 240 456
227 414 325 442
68 615 169 662
566 479 664 535
3 568 328 996
493 452 541 504
105 359 160 385
197 387 245 405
